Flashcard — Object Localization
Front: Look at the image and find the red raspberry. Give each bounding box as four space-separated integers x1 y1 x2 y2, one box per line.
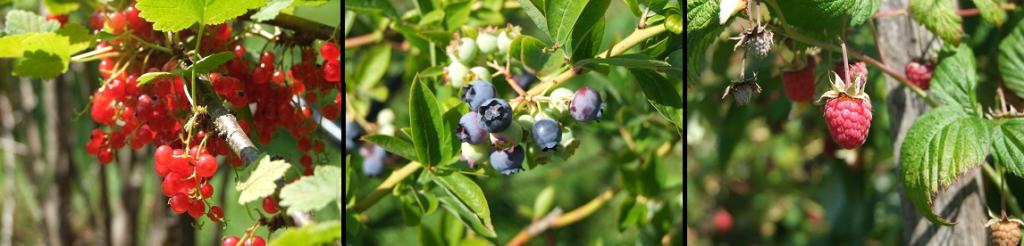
834 62 867 84
819 70 872 149
905 60 934 90
824 97 872 149
781 65 815 103
713 209 733 232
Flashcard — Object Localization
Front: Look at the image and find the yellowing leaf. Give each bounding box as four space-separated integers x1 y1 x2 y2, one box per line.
236 155 291 204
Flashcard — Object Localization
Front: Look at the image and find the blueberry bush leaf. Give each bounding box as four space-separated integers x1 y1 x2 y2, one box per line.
908 0 962 46
430 172 496 238
900 106 990 226
409 78 447 167
363 135 419 162
931 45 980 114
135 0 269 32
236 155 291 204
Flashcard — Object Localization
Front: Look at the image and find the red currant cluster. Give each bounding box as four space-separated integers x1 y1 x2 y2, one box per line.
221 235 265 246
155 144 226 220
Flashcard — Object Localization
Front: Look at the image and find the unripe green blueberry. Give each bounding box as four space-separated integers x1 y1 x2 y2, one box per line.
490 121 522 150
497 29 518 54
557 126 580 159
456 37 478 64
377 109 396 136
547 88 575 115
517 114 535 130
460 142 491 168
477 31 498 54
447 60 469 87
471 66 491 83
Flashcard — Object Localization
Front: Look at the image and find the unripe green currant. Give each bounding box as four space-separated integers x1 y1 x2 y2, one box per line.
471 66 491 83
477 29 498 54
456 37 478 64
446 60 469 87
490 121 523 150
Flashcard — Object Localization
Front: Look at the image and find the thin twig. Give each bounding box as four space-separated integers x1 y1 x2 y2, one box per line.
505 189 618 246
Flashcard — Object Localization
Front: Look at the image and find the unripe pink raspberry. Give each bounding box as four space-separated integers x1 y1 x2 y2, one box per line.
782 64 815 103
905 60 934 90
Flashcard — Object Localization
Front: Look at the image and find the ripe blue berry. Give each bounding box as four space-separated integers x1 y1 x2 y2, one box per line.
570 87 604 122
477 98 512 132
514 73 537 89
461 80 496 110
457 112 488 144
362 145 386 177
490 145 524 175
531 119 561 151
346 121 364 152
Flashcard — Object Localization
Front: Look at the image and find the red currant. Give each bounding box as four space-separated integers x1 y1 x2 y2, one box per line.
169 194 189 214
208 205 224 222
245 236 266 246
320 42 339 60
260 52 275 65
188 199 205 218
106 11 127 34
196 154 218 178
222 236 239 246
233 45 246 58
200 183 214 199
262 196 278 214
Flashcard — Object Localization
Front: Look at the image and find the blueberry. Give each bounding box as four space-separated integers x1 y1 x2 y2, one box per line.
513 73 537 90
461 80 496 109
362 145 386 177
447 60 469 87
531 119 561 151
460 142 491 169
489 121 522 150
570 87 604 122
477 98 512 132
345 121 364 152
490 145 524 175
457 112 488 144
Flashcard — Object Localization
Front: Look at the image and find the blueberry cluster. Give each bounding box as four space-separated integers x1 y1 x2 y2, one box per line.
348 109 398 177
456 82 603 175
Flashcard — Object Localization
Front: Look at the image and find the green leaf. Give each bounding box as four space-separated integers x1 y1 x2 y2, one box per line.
687 21 723 84
4 10 60 35
236 155 291 204
0 33 74 79
686 0 718 33
901 106 990 226
409 78 445 166
775 0 879 32
932 44 979 113
564 0 609 60
545 0 599 48
135 0 269 32
136 72 175 87
268 220 341 246
632 70 682 133
431 172 495 238
184 51 234 75
442 104 468 164
991 119 1024 177
511 35 564 77
14 50 63 78
279 165 341 213
909 0 962 46
251 0 295 22
578 54 671 70
401 192 426 226
665 9 682 34
617 196 647 231
998 19 1024 99
56 23 92 54
517 0 549 38
532 186 556 220
363 135 419 162
344 0 399 19
972 0 1005 26
443 1 471 32
43 0 78 15
355 44 391 89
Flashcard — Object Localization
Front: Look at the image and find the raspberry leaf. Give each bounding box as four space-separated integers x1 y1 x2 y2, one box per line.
972 0 1006 26
773 0 879 31
686 0 719 34
908 0 963 46
135 0 268 32
932 45 980 114
901 106 990 226
991 119 1024 177
998 20 1024 99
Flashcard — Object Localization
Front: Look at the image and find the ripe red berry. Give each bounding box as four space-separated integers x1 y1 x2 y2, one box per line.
200 183 214 199
824 96 872 149
90 11 106 30
99 58 115 79
46 14 68 26
196 154 218 178
323 59 340 82
222 236 240 246
169 194 190 214
713 209 733 232
106 11 127 34
271 70 286 84
208 206 224 222
155 145 173 173
320 42 339 60
263 196 279 214
781 65 815 103
245 236 266 246
188 199 205 218
98 148 114 164
905 60 934 90
260 52 275 66
233 45 246 58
